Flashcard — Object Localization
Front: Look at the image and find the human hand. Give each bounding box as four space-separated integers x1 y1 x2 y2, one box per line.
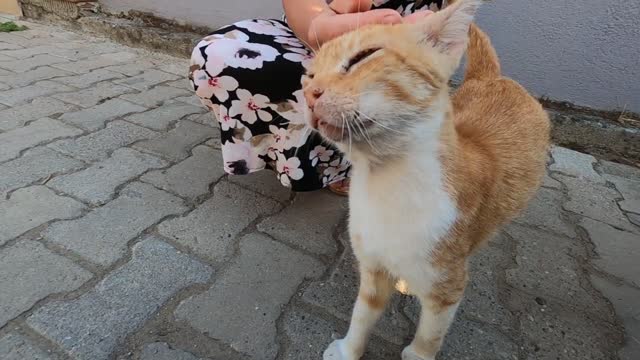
329 0 373 14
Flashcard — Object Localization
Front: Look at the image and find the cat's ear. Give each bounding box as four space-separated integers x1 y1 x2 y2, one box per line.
414 0 481 75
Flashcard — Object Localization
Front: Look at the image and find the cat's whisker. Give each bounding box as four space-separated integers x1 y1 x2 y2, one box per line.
356 110 407 134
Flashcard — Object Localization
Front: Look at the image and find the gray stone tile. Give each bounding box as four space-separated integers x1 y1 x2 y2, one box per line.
158 181 281 263
49 120 158 162
184 112 217 128
102 61 155 76
140 343 207 360
125 102 204 131
175 233 323 359
0 186 85 245
302 248 411 345
133 120 216 161
228 170 292 203
505 224 610 312
514 187 576 237
52 81 135 108
175 95 203 108
0 147 85 195
0 332 60 360
0 80 74 106
48 148 167 205
558 174 637 233
0 54 68 73
550 146 604 183
580 218 640 286
599 160 640 180
158 62 188 76
0 97 77 131
542 172 563 190
114 69 179 90
60 98 147 131
0 66 71 87
0 241 92 327
258 191 345 255
52 69 124 88
605 175 640 215
28 237 212 360
0 118 82 162
120 85 191 107
44 182 188 266
629 213 640 227
140 145 224 201
51 52 138 74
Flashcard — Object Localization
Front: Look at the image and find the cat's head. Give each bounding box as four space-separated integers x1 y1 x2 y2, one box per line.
303 0 480 159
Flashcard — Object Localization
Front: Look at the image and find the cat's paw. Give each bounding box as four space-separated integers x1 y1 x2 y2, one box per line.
323 339 359 360
401 346 434 360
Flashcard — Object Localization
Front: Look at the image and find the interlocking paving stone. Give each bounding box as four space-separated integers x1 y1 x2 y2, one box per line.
43 182 187 266
51 52 138 74
0 241 92 327
0 80 74 106
114 69 179 90
542 172 563 190
175 95 203 108
599 160 640 180
52 81 135 108
125 102 204 130
48 148 167 205
158 181 280 263
28 237 212 360
0 54 68 73
0 66 71 87
228 170 292 203
550 146 604 183
514 187 576 237
580 218 640 287
0 42 23 50
0 332 60 360
102 61 155 76
133 120 216 161
49 120 158 162
175 233 324 359
140 343 207 360
0 147 85 195
0 186 85 245
120 85 191 107
140 145 224 201
558 174 637 232
504 224 610 313
0 97 76 131
60 98 147 131
52 69 124 88
258 190 345 255
0 117 82 163
604 175 640 214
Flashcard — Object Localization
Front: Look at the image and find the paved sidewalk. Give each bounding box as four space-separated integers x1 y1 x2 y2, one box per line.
1 21 639 360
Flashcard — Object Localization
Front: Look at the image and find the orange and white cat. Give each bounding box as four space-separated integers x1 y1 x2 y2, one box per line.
302 0 550 359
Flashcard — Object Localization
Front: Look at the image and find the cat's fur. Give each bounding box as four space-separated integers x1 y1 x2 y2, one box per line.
302 0 550 359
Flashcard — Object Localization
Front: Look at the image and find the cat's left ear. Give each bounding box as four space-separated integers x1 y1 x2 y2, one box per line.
414 0 481 76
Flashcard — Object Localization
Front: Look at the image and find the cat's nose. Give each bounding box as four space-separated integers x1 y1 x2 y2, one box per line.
305 87 324 109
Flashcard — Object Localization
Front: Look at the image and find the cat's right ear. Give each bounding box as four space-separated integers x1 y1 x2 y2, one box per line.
413 0 481 76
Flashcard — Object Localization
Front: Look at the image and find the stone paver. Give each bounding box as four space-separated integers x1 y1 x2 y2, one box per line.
0 117 82 162
0 97 77 131
27 237 212 360
59 98 147 131
48 148 167 205
140 145 224 201
0 332 59 360
1 21 638 360
0 241 92 327
258 191 345 255
0 186 85 245
49 120 158 162
0 147 85 195
158 181 281 263
175 233 324 359
44 182 188 266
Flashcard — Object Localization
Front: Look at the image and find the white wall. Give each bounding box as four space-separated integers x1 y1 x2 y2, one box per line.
99 0 640 113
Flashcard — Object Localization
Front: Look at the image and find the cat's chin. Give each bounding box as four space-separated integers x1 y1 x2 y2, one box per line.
316 122 345 143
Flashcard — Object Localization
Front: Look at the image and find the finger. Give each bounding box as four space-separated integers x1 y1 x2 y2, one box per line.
316 9 402 43
329 0 373 14
402 10 434 24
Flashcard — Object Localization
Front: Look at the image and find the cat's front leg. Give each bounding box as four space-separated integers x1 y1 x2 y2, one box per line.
323 267 394 360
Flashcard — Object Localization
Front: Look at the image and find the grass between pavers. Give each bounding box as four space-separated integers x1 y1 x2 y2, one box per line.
0 21 28 32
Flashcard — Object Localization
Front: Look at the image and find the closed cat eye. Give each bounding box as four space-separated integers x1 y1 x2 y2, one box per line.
345 47 382 72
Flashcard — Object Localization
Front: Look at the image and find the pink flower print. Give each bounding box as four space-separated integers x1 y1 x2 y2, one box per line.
222 140 265 174
309 145 334 166
275 36 304 48
276 153 304 187
217 105 236 131
269 125 293 151
193 70 239 102
323 158 350 183
283 47 313 69
229 89 273 124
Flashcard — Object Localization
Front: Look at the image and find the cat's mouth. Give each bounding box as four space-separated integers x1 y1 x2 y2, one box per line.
310 115 345 142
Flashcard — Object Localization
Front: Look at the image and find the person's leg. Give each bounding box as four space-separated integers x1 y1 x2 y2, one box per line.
189 19 350 192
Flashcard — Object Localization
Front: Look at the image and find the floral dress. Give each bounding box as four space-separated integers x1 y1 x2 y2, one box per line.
189 0 443 191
